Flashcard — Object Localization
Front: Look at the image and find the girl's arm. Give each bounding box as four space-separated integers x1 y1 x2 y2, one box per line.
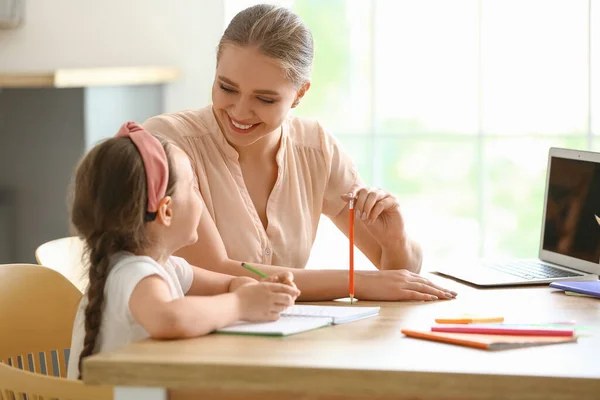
129 275 300 339
185 265 257 296
130 275 242 338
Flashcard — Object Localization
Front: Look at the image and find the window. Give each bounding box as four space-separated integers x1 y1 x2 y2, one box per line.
222 1 595 270
292 0 595 270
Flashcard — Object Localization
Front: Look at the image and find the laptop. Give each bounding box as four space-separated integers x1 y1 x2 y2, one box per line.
433 147 600 286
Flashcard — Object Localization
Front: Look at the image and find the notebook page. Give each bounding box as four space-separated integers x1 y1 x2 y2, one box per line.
217 316 332 336
283 305 380 324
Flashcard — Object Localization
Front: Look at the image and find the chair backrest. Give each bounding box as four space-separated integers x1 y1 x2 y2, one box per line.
35 236 88 293
0 264 111 399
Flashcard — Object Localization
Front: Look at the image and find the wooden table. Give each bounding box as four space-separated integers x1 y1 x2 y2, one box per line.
83 274 600 400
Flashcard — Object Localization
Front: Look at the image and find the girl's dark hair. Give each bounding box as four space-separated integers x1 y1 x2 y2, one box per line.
218 4 314 87
69 135 176 378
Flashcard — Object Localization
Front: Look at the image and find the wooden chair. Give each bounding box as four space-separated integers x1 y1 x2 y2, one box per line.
0 264 111 400
35 236 88 293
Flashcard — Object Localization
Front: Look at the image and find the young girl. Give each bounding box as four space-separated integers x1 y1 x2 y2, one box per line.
67 122 300 379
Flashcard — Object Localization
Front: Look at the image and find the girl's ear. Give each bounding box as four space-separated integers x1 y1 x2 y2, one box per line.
156 196 173 227
291 81 311 108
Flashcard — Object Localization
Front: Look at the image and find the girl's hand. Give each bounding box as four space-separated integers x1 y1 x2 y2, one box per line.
234 281 301 322
342 185 406 249
229 276 258 292
356 270 457 301
263 272 300 303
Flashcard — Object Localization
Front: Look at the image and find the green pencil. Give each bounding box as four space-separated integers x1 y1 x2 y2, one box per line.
241 262 268 279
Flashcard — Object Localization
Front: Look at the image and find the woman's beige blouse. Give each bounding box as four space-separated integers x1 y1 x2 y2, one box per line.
143 106 357 268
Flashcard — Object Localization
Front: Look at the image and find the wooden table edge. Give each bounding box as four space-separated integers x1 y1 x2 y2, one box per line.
83 361 600 400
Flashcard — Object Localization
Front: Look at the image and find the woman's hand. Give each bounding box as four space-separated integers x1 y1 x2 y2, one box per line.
263 271 296 287
342 185 406 250
356 270 457 301
234 280 301 321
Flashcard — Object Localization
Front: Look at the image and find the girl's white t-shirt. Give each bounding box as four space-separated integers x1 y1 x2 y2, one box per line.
67 252 193 379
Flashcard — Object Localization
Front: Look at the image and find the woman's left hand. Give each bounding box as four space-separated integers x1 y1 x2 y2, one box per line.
342 185 406 249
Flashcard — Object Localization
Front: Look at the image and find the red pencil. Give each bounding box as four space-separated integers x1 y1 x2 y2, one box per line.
349 198 355 304
431 325 574 337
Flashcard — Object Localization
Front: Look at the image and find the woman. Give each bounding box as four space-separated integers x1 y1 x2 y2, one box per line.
144 4 456 301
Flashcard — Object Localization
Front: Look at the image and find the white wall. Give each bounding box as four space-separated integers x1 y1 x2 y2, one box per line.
0 0 225 112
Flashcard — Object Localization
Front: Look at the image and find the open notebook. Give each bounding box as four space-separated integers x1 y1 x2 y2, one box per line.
216 305 381 336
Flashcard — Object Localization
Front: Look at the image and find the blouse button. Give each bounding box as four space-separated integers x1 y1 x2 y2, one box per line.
265 248 272 255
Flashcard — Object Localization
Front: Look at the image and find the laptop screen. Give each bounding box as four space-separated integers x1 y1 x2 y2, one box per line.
542 155 600 263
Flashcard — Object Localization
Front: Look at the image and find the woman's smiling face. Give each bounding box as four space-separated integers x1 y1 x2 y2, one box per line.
212 45 302 148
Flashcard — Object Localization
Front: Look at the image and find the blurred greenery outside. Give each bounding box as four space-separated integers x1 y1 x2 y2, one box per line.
293 0 597 264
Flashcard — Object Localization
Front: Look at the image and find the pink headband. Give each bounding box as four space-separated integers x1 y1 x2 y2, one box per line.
115 122 169 218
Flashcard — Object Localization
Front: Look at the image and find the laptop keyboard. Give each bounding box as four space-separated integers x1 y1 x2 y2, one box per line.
483 260 584 280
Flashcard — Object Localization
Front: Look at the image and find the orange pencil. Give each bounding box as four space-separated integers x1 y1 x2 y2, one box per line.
349 198 355 304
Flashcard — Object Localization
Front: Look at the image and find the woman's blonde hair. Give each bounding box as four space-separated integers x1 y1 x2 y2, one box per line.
217 4 314 87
